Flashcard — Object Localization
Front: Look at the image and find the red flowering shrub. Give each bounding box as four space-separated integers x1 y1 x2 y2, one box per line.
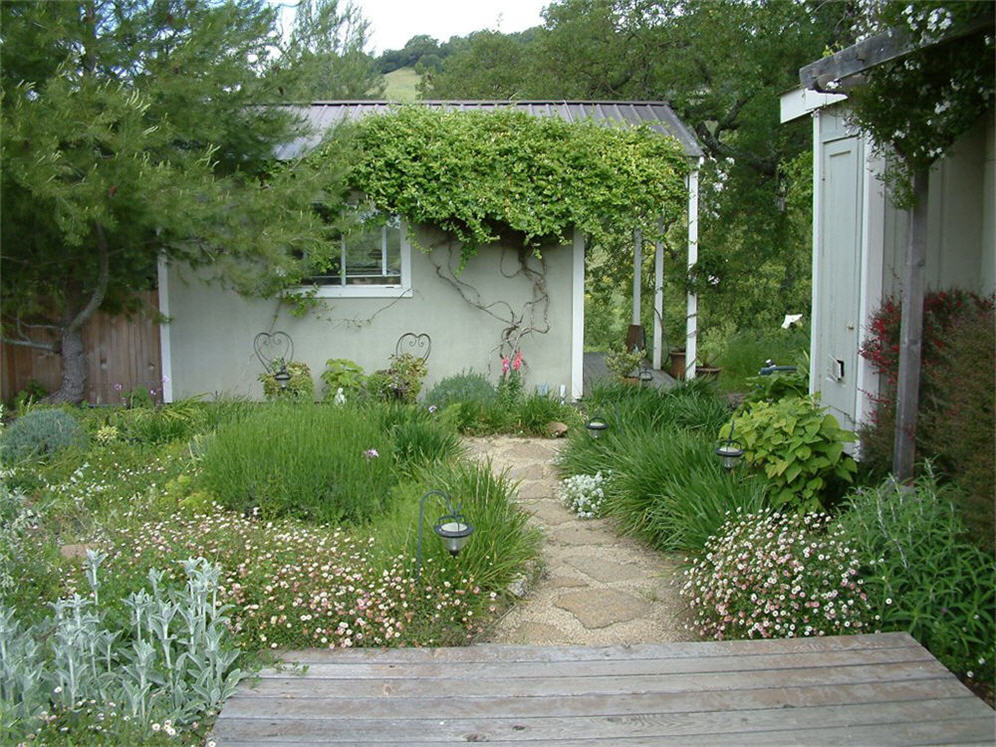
859 290 994 551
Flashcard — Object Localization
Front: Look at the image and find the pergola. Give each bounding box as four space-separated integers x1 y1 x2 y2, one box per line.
278 100 705 384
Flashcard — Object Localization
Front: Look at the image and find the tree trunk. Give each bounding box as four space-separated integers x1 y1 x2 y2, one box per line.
892 167 929 481
50 325 87 404
47 222 111 404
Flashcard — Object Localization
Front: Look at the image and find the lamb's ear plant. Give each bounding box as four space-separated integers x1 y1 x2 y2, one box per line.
0 550 246 744
725 396 857 512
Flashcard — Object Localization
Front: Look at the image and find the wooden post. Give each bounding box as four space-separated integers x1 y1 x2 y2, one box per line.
892 168 929 481
685 167 700 379
632 228 642 325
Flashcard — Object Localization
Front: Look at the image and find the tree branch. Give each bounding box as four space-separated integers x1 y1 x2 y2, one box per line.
0 336 58 353
66 222 111 334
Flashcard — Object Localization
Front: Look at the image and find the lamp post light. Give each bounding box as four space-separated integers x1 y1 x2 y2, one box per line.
416 490 473 580
716 425 744 470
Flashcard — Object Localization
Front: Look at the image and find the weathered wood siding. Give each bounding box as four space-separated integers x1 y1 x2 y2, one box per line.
0 291 162 404
211 632 994 745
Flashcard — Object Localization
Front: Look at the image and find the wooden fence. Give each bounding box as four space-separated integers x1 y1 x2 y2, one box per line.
1 291 163 405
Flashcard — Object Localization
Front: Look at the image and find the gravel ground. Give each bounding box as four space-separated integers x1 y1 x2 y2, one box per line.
463 435 698 646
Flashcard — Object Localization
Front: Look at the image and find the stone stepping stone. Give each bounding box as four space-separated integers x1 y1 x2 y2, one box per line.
564 555 649 583
554 589 651 629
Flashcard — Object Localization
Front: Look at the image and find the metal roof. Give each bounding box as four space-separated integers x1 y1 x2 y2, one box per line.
274 100 703 160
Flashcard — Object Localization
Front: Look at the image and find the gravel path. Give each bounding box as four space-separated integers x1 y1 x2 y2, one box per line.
463 435 697 646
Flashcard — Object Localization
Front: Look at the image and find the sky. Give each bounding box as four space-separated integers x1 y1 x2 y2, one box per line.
347 0 549 54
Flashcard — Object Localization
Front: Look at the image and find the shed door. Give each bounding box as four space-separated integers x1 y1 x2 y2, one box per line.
817 135 863 430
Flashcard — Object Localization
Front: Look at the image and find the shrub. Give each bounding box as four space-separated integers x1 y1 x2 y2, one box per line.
740 356 810 406
259 360 314 401
605 345 645 379
514 394 574 435
559 472 609 519
425 371 496 411
581 379 730 435
681 509 873 640
716 326 810 393
0 409 88 464
1 552 244 745
197 403 395 524
859 292 993 550
836 469 995 688
367 353 427 403
726 396 857 512
106 398 206 444
321 358 366 401
391 459 542 593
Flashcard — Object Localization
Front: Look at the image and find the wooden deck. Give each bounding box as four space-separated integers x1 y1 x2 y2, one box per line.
212 632 994 745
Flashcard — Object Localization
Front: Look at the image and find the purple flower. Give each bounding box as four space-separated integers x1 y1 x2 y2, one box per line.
363 449 379 460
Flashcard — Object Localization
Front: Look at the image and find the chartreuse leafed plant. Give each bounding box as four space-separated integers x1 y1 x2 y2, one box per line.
725 396 857 512
681 509 873 640
0 551 243 745
836 468 995 690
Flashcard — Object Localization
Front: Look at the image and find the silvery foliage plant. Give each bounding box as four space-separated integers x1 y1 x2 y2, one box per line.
0 549 245 741
559 472 609 519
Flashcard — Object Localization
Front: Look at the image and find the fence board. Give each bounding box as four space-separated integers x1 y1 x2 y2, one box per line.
1 291 162 404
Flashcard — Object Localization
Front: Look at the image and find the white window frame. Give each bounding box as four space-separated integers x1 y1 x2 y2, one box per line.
301 216 413 299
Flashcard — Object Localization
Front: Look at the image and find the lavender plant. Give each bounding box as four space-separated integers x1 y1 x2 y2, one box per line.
681 509 873 640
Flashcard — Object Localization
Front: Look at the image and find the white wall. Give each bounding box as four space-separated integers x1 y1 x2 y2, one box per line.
162 226 576 401
812 105 995 432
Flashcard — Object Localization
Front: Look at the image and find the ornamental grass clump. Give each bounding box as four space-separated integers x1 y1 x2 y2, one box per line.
559 472 609 519
682 509 872 640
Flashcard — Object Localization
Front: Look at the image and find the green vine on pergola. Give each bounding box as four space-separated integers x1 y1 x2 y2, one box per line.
313 106 691 263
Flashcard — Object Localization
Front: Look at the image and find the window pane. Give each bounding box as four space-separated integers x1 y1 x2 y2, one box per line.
302 210 402 287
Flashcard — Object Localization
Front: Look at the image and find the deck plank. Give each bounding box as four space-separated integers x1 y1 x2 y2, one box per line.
212 633 994 745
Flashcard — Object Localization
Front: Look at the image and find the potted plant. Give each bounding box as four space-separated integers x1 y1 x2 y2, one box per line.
606 346 646 382
695 339 724 380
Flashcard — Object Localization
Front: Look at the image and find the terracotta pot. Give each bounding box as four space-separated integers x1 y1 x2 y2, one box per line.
696 366 722 381
667 350 686 379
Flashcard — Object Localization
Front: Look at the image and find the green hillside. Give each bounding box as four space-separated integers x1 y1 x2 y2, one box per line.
382 67 420 101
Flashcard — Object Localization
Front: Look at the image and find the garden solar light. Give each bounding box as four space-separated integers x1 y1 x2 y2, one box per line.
585 413 609 439
274 364 291 389
417 490 473 580
716 425 744 470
